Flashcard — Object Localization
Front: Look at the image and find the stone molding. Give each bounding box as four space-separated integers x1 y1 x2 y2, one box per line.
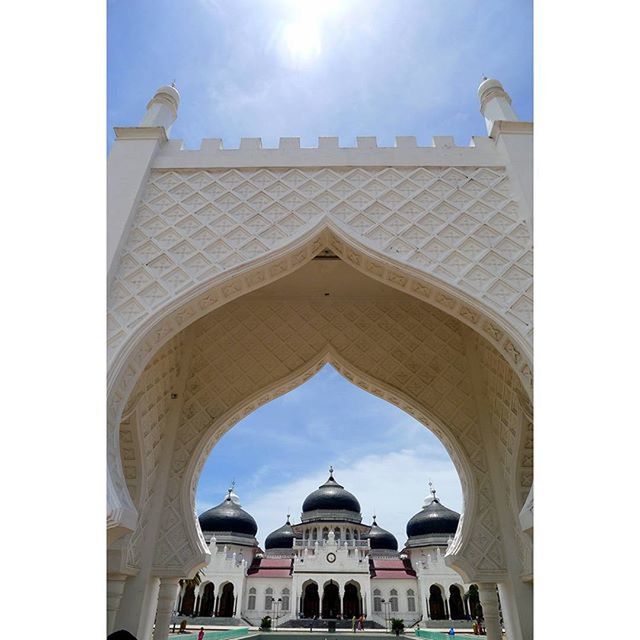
114 126 168 141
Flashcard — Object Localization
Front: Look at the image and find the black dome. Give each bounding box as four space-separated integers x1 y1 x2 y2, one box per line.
367 517 398 551
302 470 361 514
406 497 460 538
265 516 296 550
198 493 258 536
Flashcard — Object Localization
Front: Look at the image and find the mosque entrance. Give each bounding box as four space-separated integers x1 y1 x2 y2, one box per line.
468 584 481 619
343 583 361 618
322 581 340 618
180 584 195 616
448 585 465 620
200 583 215 617
428 585 446 620
217 583 234 617
302 582 319 618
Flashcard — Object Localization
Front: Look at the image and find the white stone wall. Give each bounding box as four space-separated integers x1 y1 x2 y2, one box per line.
244 576 293 625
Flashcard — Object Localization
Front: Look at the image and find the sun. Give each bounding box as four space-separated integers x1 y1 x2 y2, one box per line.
282 18 322 64
278 0 347 67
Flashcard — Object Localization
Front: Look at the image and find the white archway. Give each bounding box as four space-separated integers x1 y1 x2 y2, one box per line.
108 225 532 544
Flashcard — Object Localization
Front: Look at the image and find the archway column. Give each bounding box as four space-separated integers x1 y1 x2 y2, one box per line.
153 577 181 640
478 583 501 640
107 573 128 633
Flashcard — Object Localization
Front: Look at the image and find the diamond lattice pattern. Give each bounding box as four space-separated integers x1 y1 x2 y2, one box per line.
108 167 533 359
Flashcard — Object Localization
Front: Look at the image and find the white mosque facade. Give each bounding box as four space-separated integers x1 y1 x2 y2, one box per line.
175 469 481 629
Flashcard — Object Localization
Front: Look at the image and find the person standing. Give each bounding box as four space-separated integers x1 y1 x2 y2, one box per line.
198 627 205 640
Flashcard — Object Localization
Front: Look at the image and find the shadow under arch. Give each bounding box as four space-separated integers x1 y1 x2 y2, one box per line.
108 221 531 541
179 348 479 582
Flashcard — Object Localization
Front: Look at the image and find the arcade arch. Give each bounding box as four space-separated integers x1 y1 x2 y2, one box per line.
321 580 340 619
301 580 319 618
199 582 214 617
343 581 362 618
428 584 446 620
109 256 532 640
217 582 235 617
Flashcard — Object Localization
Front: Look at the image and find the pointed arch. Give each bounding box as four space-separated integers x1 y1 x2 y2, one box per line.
108 223 532 540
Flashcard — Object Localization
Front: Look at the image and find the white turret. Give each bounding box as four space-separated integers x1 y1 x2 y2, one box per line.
478 77 518 134
140 83 180 133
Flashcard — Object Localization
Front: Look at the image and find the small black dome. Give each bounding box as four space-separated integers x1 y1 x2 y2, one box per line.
368 517 398 551
302 469 361 514
265 515 296 549
198 492 258 537
406 496 460 538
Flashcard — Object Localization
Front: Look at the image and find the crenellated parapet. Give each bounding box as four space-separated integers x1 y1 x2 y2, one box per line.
142 133 509 169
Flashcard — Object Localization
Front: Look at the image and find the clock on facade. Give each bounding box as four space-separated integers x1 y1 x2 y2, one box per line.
326 552 336 563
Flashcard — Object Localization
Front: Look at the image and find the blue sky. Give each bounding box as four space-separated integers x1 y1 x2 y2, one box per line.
108 0 532 150
196 365 463 548
108 0 532 547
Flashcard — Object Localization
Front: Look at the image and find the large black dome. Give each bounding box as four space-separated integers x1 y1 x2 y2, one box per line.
302 469 361 514
198 492 258 537
367 517 398 551
406 496 460 538
265 515 296 550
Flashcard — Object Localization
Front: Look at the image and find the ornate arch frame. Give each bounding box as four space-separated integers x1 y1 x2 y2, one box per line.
108 223 533 543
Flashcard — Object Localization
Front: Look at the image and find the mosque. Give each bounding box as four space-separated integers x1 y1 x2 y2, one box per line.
174 468 481 629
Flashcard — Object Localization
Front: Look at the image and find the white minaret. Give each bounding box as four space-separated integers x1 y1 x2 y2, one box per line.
140 83 180 133
477 77 518 134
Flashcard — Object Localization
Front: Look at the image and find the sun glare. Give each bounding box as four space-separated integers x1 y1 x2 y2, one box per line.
278 0 347 67
282 19 322 63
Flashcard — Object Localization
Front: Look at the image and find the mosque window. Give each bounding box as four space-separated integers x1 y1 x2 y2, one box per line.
373 589 382 612
346 529 351 540
248 588 256 610
282 588 290 610
305 529 310 540
390 589 399 612
265 587 274 610
322 527 329 540
312 528 318 540
407 589 416 612
334 527 341 539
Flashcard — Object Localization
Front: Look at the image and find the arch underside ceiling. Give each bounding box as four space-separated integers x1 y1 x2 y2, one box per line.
108 165 533 405
115 275 531 582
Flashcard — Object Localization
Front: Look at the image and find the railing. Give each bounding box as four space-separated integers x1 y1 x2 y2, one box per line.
293 539 369 548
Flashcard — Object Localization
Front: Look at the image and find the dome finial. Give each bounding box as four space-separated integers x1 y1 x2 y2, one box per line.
329 465 334 476
429 479 437 500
